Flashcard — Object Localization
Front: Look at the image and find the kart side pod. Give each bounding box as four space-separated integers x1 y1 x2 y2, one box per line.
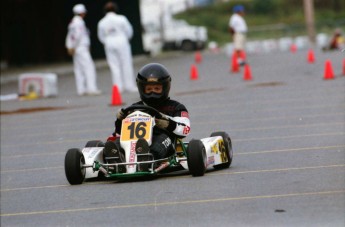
82 147 104 179
201 136 228 167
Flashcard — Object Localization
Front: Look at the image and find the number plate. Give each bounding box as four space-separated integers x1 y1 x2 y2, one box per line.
121 116 153 141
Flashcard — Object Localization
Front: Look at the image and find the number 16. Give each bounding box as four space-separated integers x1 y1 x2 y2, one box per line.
127 122 147 139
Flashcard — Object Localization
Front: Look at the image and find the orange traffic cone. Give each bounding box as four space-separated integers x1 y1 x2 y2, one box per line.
323 60 334 80
307 49 315 63
195 51 202 64
231 52 239 73
342 58 345 76
190 64 199 80
290 44 297 53
111 85 122 106
243 64 253 81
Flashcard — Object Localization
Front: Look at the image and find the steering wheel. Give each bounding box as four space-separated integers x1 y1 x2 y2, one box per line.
122 105 163 119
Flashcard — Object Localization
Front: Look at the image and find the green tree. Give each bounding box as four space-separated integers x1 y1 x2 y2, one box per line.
253 0 276 14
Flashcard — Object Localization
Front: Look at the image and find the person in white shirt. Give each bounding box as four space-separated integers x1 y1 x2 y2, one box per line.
97 1 137 93
65 4 101 96
229 5 248 65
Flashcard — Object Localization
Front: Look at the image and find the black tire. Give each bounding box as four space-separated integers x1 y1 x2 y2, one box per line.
210 131 233 169
181 40 195 51
85 140 104 147
198 42 206 50
187 139 207 176
65 148 86 185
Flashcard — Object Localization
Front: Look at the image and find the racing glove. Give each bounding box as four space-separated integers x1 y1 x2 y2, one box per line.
114 109 125 135
116 108 125 120
155 113 177 131
155 118 169 129
67 48 75 56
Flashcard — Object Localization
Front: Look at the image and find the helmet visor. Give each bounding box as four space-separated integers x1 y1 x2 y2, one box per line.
144 84 163 95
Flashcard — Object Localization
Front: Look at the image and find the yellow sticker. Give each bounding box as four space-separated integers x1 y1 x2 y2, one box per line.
121 116 152 141
211 143 218 154
219 140 228 163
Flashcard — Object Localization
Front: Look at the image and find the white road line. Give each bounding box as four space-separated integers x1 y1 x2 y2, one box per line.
1 190 344 217
2 144 344 160
1 164 344 191
236 145 345 155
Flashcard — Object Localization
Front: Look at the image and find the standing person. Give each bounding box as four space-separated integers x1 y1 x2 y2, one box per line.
97 1 137 93
65 4 101 96
229 4 248 66
329 29 344 50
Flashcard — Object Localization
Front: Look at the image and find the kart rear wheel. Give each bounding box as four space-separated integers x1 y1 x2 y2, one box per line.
65 148 86 185
187 139 207 176
210 131 233 169
85 140 104 147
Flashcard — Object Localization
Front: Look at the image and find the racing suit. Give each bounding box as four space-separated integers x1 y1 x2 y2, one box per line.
113 99 191 159
97 12 137 92
65 15 100 95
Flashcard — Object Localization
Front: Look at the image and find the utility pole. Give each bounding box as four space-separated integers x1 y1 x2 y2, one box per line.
159 0 165 43
303 0 316 46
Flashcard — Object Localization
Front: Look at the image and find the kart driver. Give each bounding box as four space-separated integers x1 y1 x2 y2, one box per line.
103 63 191 171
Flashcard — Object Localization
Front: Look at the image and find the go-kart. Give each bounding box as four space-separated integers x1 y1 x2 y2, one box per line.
64 105 233 185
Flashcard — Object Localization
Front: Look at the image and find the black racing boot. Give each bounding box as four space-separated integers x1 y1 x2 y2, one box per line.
135 138 152 172
103 140 126 173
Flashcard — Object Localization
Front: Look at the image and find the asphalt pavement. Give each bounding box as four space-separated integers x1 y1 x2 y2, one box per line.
0 53 165 85
1 49 344 226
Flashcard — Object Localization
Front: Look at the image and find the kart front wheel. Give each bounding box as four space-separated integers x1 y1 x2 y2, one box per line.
187 139 207 176
210 131 233 169
65 148 86 185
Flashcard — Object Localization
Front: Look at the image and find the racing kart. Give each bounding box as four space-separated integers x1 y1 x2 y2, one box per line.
64 105 233 185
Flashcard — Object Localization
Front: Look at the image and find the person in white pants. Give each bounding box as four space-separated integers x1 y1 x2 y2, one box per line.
97 1 137 93
65 4 101 96
229 5 248 66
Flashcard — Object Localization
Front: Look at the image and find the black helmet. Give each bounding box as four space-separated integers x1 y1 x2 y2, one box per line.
136 63 171 106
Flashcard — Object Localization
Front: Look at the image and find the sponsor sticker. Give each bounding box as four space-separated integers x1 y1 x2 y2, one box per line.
129 141 136 168
124 117 150 123
219 140 228 163
183 126 190 135
211 143 218 154
88 149 98 158
208 156 215 165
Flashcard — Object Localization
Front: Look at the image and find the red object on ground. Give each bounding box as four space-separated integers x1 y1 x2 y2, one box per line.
195 51 202 64
323 60 335 80
240 50 246 61
231 52 239 73
111 85 122 106
190 64 199 80
307 49 315 63
243 64 253 81
290 44 297 53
